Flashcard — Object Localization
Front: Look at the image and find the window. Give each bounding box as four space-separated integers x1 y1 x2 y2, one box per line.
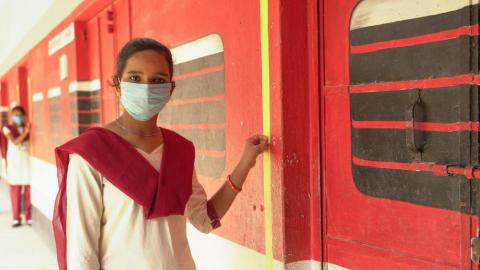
349 1 478 212
159 34 226 181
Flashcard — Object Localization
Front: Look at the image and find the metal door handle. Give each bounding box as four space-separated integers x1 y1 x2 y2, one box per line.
405 89 423 160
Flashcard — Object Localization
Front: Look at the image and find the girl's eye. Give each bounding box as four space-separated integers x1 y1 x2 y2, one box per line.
129 75 140 82
153 78 166 84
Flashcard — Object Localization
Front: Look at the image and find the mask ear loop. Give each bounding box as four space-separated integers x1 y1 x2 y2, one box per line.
170 81 176 96
116 77 122 119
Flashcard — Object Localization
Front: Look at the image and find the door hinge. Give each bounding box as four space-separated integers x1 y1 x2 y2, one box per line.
107 10 114 33
107 10 114 21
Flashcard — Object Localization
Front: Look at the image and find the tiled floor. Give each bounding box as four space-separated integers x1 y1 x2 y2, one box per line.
0 183 57 270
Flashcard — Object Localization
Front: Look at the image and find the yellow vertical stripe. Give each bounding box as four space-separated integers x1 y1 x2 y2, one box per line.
27 76 33 155
260 0 273 269
27 77 32 120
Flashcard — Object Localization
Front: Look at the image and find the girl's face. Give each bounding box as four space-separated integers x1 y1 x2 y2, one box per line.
12 110 25 125
12 110 24 118
120 49 171 84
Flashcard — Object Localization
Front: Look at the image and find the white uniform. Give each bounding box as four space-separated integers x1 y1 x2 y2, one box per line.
2 126 31 185
65 144 217 270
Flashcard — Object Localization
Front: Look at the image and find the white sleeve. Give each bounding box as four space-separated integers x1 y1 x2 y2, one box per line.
185 168 221 234
2 126 10 136
66 154 103 270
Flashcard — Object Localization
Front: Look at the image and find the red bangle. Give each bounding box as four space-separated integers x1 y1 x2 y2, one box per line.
227 174 242 193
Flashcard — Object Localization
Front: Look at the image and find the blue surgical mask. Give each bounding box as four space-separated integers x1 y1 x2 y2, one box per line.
120 81 172 121
12 115 24 125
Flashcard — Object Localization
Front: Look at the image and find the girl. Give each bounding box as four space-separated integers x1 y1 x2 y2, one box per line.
53 38 269 270
3 105 32 227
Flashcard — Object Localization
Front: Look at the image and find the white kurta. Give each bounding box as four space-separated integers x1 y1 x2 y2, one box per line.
66 144 217 270
2 126 31 185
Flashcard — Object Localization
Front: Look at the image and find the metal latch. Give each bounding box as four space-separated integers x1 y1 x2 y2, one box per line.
471 237 480 263
405 89 424 161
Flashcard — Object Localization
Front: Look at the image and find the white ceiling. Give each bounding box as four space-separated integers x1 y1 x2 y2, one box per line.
0 0 55 65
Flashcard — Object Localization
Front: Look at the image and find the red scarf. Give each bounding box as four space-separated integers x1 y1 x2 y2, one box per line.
5 124 21 138
0 124 25 160
52 127 195 270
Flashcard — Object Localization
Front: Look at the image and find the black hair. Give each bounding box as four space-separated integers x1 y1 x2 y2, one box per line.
11 105 25 115
112 38 174 87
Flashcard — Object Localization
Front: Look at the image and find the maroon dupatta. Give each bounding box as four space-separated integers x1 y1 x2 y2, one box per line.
0 125 22 159
0 127 9 159
4 124 21 138
52 127 195 270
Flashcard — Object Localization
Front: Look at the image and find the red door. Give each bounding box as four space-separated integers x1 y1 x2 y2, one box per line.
17 67 30 120
0 81 9 124
84 0 131 125
97 4 117 124
322 1 479 268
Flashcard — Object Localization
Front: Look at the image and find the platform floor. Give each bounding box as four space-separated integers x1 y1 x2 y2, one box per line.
0 183 57 270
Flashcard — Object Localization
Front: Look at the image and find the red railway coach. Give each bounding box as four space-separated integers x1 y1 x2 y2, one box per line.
2 0 480 269
0 0 320 269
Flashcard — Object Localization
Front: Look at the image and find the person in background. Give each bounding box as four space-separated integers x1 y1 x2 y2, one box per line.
3 105 32 227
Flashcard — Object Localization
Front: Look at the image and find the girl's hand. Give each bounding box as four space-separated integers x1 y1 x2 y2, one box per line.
239 134 269 169
25 123 31 134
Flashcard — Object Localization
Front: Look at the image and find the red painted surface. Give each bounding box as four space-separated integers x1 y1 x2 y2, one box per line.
98 4 117 124
10 0 476 267
324 90 471 268
4 0 478 267
350 74 476 93
0 81 8 108
354 156 480 181
321 0 476 268
126 0 302 258
0 0 325 265
278 0 321 264
350 25 480 54
17 68 29 119
327 235 465 270
352 120 480 132
353 156 458 174
85 18 102 80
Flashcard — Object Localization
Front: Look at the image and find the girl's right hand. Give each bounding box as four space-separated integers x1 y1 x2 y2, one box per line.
25 123 31 134
239 134 269 169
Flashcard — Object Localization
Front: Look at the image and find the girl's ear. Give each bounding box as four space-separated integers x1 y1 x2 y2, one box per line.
116 76 121 86
113 76 121 96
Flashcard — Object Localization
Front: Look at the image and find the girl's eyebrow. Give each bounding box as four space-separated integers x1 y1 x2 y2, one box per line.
126 70 167 76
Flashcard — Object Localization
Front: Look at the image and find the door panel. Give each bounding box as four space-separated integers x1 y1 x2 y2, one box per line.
323 0 477 268
98 4 117 124
0 82 8 124
85 0 128 126
349 0 478 215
